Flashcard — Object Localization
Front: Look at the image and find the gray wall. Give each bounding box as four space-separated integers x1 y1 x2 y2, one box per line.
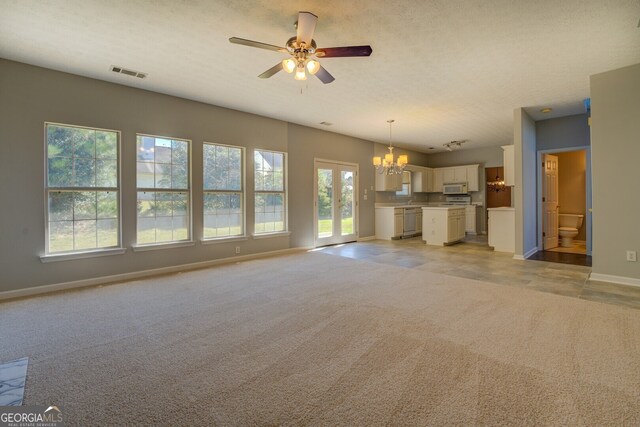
536 113 590 151
0 59 380 292
590 63 640 280
288 124 376 247
426 145 505 233
514 108 538 257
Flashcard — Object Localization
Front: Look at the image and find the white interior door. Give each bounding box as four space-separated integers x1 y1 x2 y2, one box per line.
315 161 358 246
543 154 559 250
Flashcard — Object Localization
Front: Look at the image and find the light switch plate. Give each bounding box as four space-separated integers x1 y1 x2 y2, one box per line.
627 250 637 262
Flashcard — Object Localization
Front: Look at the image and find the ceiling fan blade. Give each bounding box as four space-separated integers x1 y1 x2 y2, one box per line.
296 11 318 46
229 37 287 53
314 65 335 84
316 45 373 58
258 63 283 79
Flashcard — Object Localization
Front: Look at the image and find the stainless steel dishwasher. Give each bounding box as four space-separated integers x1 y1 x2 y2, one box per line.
403 208 417 237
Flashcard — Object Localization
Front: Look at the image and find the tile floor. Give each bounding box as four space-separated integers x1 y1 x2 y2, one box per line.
0 357 28 406
319 237 640 310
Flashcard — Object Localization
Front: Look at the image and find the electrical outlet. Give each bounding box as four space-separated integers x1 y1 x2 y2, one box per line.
363 194 368 200
627 250 637 262
235 246 240 254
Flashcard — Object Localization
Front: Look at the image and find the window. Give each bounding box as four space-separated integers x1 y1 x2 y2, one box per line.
136 135 190 245
396 171 412 197
203 143 244 239
254 149 286 234
45 123 120 254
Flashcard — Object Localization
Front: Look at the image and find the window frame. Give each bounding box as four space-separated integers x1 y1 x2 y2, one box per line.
253 148 288 236
202 142 246 241
43 122 123 259
134 133 193 248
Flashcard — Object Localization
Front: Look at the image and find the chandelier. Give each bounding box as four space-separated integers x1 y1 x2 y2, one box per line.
443 140 467 151
487 170 507 192
373 120 408 175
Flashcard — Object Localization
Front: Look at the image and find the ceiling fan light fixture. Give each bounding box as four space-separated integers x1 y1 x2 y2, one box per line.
294 66 307 80
282 58 296 73
306 59 320 75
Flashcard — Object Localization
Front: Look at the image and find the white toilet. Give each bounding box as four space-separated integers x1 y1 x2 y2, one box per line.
558 214 584 247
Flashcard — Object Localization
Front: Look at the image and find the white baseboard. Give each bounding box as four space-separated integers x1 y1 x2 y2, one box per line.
513 247 538 261
357 236 376 242
0 247 311 302
589 273 640 288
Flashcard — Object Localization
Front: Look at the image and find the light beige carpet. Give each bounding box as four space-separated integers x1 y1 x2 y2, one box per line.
1 252 639 425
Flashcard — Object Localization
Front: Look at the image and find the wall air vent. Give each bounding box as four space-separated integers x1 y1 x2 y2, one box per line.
319 121 333 126
110 65 147 79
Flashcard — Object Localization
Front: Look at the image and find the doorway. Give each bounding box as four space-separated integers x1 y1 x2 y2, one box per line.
314 160 358 247
534 147 592 265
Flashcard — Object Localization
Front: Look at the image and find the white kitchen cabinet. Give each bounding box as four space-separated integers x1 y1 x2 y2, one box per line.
502 145 515 186
430 164 479 192
453 166 467 183
442 168 455 183
465 205 480 234
376 207 422 240
394 209 404 236
375 172 403 191
465 164 480 191
375 207 403 239
410 166 433 193
422 207 465 246
488 207 515 252
432 169 444 192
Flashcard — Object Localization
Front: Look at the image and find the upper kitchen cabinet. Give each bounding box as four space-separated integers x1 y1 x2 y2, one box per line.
432 164 479 191
432 169 444 192
465 164 479 191
375 171 403 191
442 167 455 183
502 145 515 186
410 166 433 193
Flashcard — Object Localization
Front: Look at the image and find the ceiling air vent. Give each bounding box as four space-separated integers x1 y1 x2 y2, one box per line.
319 121 333 126
110 65 147 79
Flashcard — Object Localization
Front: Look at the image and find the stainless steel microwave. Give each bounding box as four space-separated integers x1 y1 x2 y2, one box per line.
442 182 468 194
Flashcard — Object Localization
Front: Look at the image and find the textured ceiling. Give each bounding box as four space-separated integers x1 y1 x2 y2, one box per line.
1 0 638 153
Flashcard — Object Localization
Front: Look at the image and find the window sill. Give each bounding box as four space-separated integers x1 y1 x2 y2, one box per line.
131 241 195 252
40 247 127 263
251 231 291 240
201 236 248 245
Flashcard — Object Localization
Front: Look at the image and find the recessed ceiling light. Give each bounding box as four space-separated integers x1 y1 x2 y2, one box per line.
540 107 553 113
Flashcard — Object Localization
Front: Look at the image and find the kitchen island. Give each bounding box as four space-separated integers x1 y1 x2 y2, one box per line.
421 206 466 246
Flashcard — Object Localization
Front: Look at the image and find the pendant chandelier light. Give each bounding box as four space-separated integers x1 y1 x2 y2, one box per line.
487 170 507 192
373 120 408 175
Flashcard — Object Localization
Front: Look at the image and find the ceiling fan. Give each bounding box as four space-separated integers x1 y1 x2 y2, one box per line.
229 11 373 84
